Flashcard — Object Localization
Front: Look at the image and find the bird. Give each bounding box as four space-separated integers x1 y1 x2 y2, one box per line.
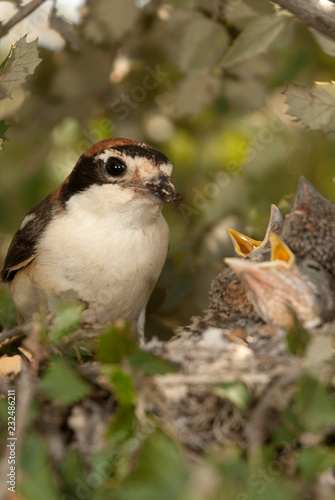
225 233 335 330
1 138 182 345
283 176 335 278
209 204 284 316
172 206 285 353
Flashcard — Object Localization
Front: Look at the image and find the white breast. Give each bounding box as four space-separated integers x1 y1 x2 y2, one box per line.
12 184 170 327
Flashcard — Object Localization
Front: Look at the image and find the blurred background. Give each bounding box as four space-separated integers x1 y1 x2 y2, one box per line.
1 0 335 337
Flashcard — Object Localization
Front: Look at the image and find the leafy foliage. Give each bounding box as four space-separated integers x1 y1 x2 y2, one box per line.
0 282 17 329
221 13 291 68
19 433 61 500
294 373 335 432
285 81 335 134
213 380 253 413
0 119 9 150
97 323 138 364
107 366 136 406
126 350 177 375
0 300 334 499
48 300 85 343
297 447 335 481
286 314 311 356
101 430 189 500
39 357 91 404
0 36 42 101
178 13 229 72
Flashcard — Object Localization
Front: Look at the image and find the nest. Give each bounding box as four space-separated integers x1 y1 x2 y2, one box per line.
139 313 335 453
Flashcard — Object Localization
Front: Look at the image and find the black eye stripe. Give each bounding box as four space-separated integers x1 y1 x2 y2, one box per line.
104 156 127 177
111 144 170 165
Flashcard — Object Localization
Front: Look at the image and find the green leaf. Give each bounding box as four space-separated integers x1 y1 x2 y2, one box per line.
310 28 335 57
0 119 9 150
106 366 136 406
97 324 138 364
179 14 229 72
221 14 290 68
295 373 335 432
58 448 86 497
19 433 61 500
107 405 139 440
0 36 42 100
215 448 248 487
131 429 188 483
0 120 9 139
297 447 335 481
285 81 335 134
274 408 302 444
243 0 276 14
105 430 188 500
247 476 298 500
0 283 17 330
39 357 91 404
0 398 10 442
49 301 84 343
172 73 222 118
126 350 177 376
213 381 253 413
273 425 298 445
286 314 310 356
0 45 13 71
104 406 142 482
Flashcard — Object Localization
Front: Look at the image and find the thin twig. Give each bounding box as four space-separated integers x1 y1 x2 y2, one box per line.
15 359 35 443
0 0 48 39
0 323 33 344
274 0 335 40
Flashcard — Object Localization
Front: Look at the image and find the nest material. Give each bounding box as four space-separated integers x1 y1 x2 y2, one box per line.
140 313 335 453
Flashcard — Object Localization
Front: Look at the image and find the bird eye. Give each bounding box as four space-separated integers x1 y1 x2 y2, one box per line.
305 260 322 272
105 157 127 177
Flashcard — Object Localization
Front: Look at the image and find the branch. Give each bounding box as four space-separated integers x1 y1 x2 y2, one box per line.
0 0 48 39
0 322 33 344
274 0 335 40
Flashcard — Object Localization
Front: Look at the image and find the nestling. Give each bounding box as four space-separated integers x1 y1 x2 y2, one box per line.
209 204 284 316
226 233 335 330
1 138 181 344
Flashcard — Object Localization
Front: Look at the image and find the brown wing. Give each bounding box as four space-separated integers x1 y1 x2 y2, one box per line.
1 195 54 282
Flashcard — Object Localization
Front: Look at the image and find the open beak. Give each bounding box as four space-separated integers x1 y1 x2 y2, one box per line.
227 229 262 257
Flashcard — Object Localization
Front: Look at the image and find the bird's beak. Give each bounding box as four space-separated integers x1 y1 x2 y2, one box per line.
224 234 298 307
132 174 184 205
227 229 262 257
269 232 295 267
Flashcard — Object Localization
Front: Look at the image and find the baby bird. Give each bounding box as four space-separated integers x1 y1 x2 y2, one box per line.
209 204 284 316
226 233 335 330
1 138 181 344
